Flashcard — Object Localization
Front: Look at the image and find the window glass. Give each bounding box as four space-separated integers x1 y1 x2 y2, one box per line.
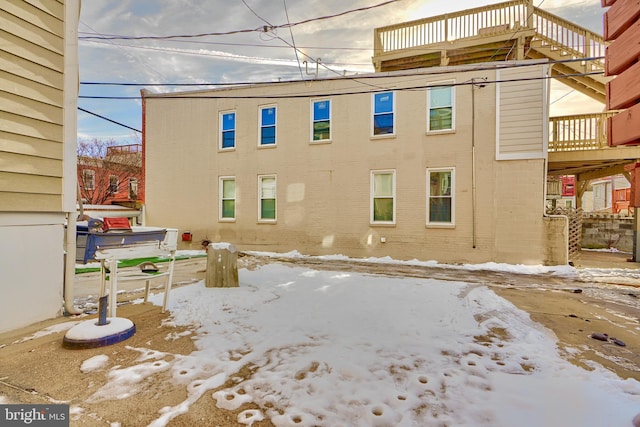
129 178 138 199
428 169 454 224
428 85 454 132
109 175 118 193
260 107 277 145
373 92 394 135
260 176 276 220
221 112 236 149
372 171 395 223
312 100 331 141
83 170 95 190
221 178 235 219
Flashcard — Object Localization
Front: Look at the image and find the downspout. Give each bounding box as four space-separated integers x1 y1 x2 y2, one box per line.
140 89 147 226
64 212 82 315
539 64 570 265
472 82 477 248
471 77 487 248
63 0 82 316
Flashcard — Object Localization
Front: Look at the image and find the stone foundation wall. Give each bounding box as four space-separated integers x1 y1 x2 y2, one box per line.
582 214 634 252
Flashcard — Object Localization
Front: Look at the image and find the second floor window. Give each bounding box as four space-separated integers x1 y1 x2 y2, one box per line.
83 170 95 190
109 175 119 193
129 178 138 199
259 106 276 146
427 83 455 132
372 92 394 136
220 111 236 149
312 99 331 141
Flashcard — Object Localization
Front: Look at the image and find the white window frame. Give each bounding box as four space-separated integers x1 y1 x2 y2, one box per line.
370 169 396 225
219 110 236 150
258 105 277 146
310 98 332 142
219 176 236 221
108 175 119 193
258 174 277 222
371 91 396 137
83 169 95 190
129 178 138 199
426 80 456 134
426 167 455 227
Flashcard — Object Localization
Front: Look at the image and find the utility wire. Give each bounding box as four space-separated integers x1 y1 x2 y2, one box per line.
79 71 604 100
78 0 400 41
78 107 141 133
79 56 605 87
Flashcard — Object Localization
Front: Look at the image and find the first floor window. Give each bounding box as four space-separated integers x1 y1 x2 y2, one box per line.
83 169 95 190
109 175 119 193
220 177 236 220
220 111 236 149
259 175 276 221
312 99 331 141
427 168 454 225
259 106 277 145
372 91 395 136
371 170 395 224
427 82 455 132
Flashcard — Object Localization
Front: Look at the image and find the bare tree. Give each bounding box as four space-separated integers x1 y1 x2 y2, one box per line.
77 137 142 205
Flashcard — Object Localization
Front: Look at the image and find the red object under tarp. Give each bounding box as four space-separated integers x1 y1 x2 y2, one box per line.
102 217 132 232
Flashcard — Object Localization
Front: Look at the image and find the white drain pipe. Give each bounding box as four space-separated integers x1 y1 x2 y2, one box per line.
64 212 82 315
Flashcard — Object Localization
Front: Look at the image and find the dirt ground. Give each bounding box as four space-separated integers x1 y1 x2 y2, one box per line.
0 252 638 426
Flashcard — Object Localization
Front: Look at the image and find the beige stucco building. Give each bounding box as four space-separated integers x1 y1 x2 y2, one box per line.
1 0 80 332
143 60 568 265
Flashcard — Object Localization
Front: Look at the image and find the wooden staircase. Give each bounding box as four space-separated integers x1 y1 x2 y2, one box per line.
372 0 609 102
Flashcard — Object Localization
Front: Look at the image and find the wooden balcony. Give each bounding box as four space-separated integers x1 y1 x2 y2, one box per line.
372 0 609 101
548 113 640 180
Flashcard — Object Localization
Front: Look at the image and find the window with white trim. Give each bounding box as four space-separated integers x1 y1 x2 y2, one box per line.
259 106 276 146
258 175 276 221
427 82 455 132
219 177 236 220
427 168 455 225
372 91 395 136
371 170 396 224
109 175 119 193
129 178 138 199
311 99 331 141
220 111 236 149
82 169 95 190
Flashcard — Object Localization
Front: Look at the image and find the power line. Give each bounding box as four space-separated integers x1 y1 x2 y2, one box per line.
78 107 141 133
78 0 400 41
79 56 604 87
79 70 605 101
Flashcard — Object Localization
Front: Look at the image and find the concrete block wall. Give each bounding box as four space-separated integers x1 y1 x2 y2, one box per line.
582 213 634 252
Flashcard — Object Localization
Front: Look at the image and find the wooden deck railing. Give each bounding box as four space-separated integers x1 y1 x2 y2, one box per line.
533 8 606 68
373 0 606 67
548 112 617 152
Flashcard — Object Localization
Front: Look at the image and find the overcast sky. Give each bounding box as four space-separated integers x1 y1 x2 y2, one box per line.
77 0 605 143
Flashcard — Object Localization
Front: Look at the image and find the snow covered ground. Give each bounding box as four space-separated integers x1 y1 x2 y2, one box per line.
64 254 640 427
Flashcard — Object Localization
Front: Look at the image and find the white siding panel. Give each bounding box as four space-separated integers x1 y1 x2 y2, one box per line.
496 65 549 160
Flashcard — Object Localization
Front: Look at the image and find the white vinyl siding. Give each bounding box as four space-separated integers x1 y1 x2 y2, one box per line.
0 0 67 211
496 65 549 160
